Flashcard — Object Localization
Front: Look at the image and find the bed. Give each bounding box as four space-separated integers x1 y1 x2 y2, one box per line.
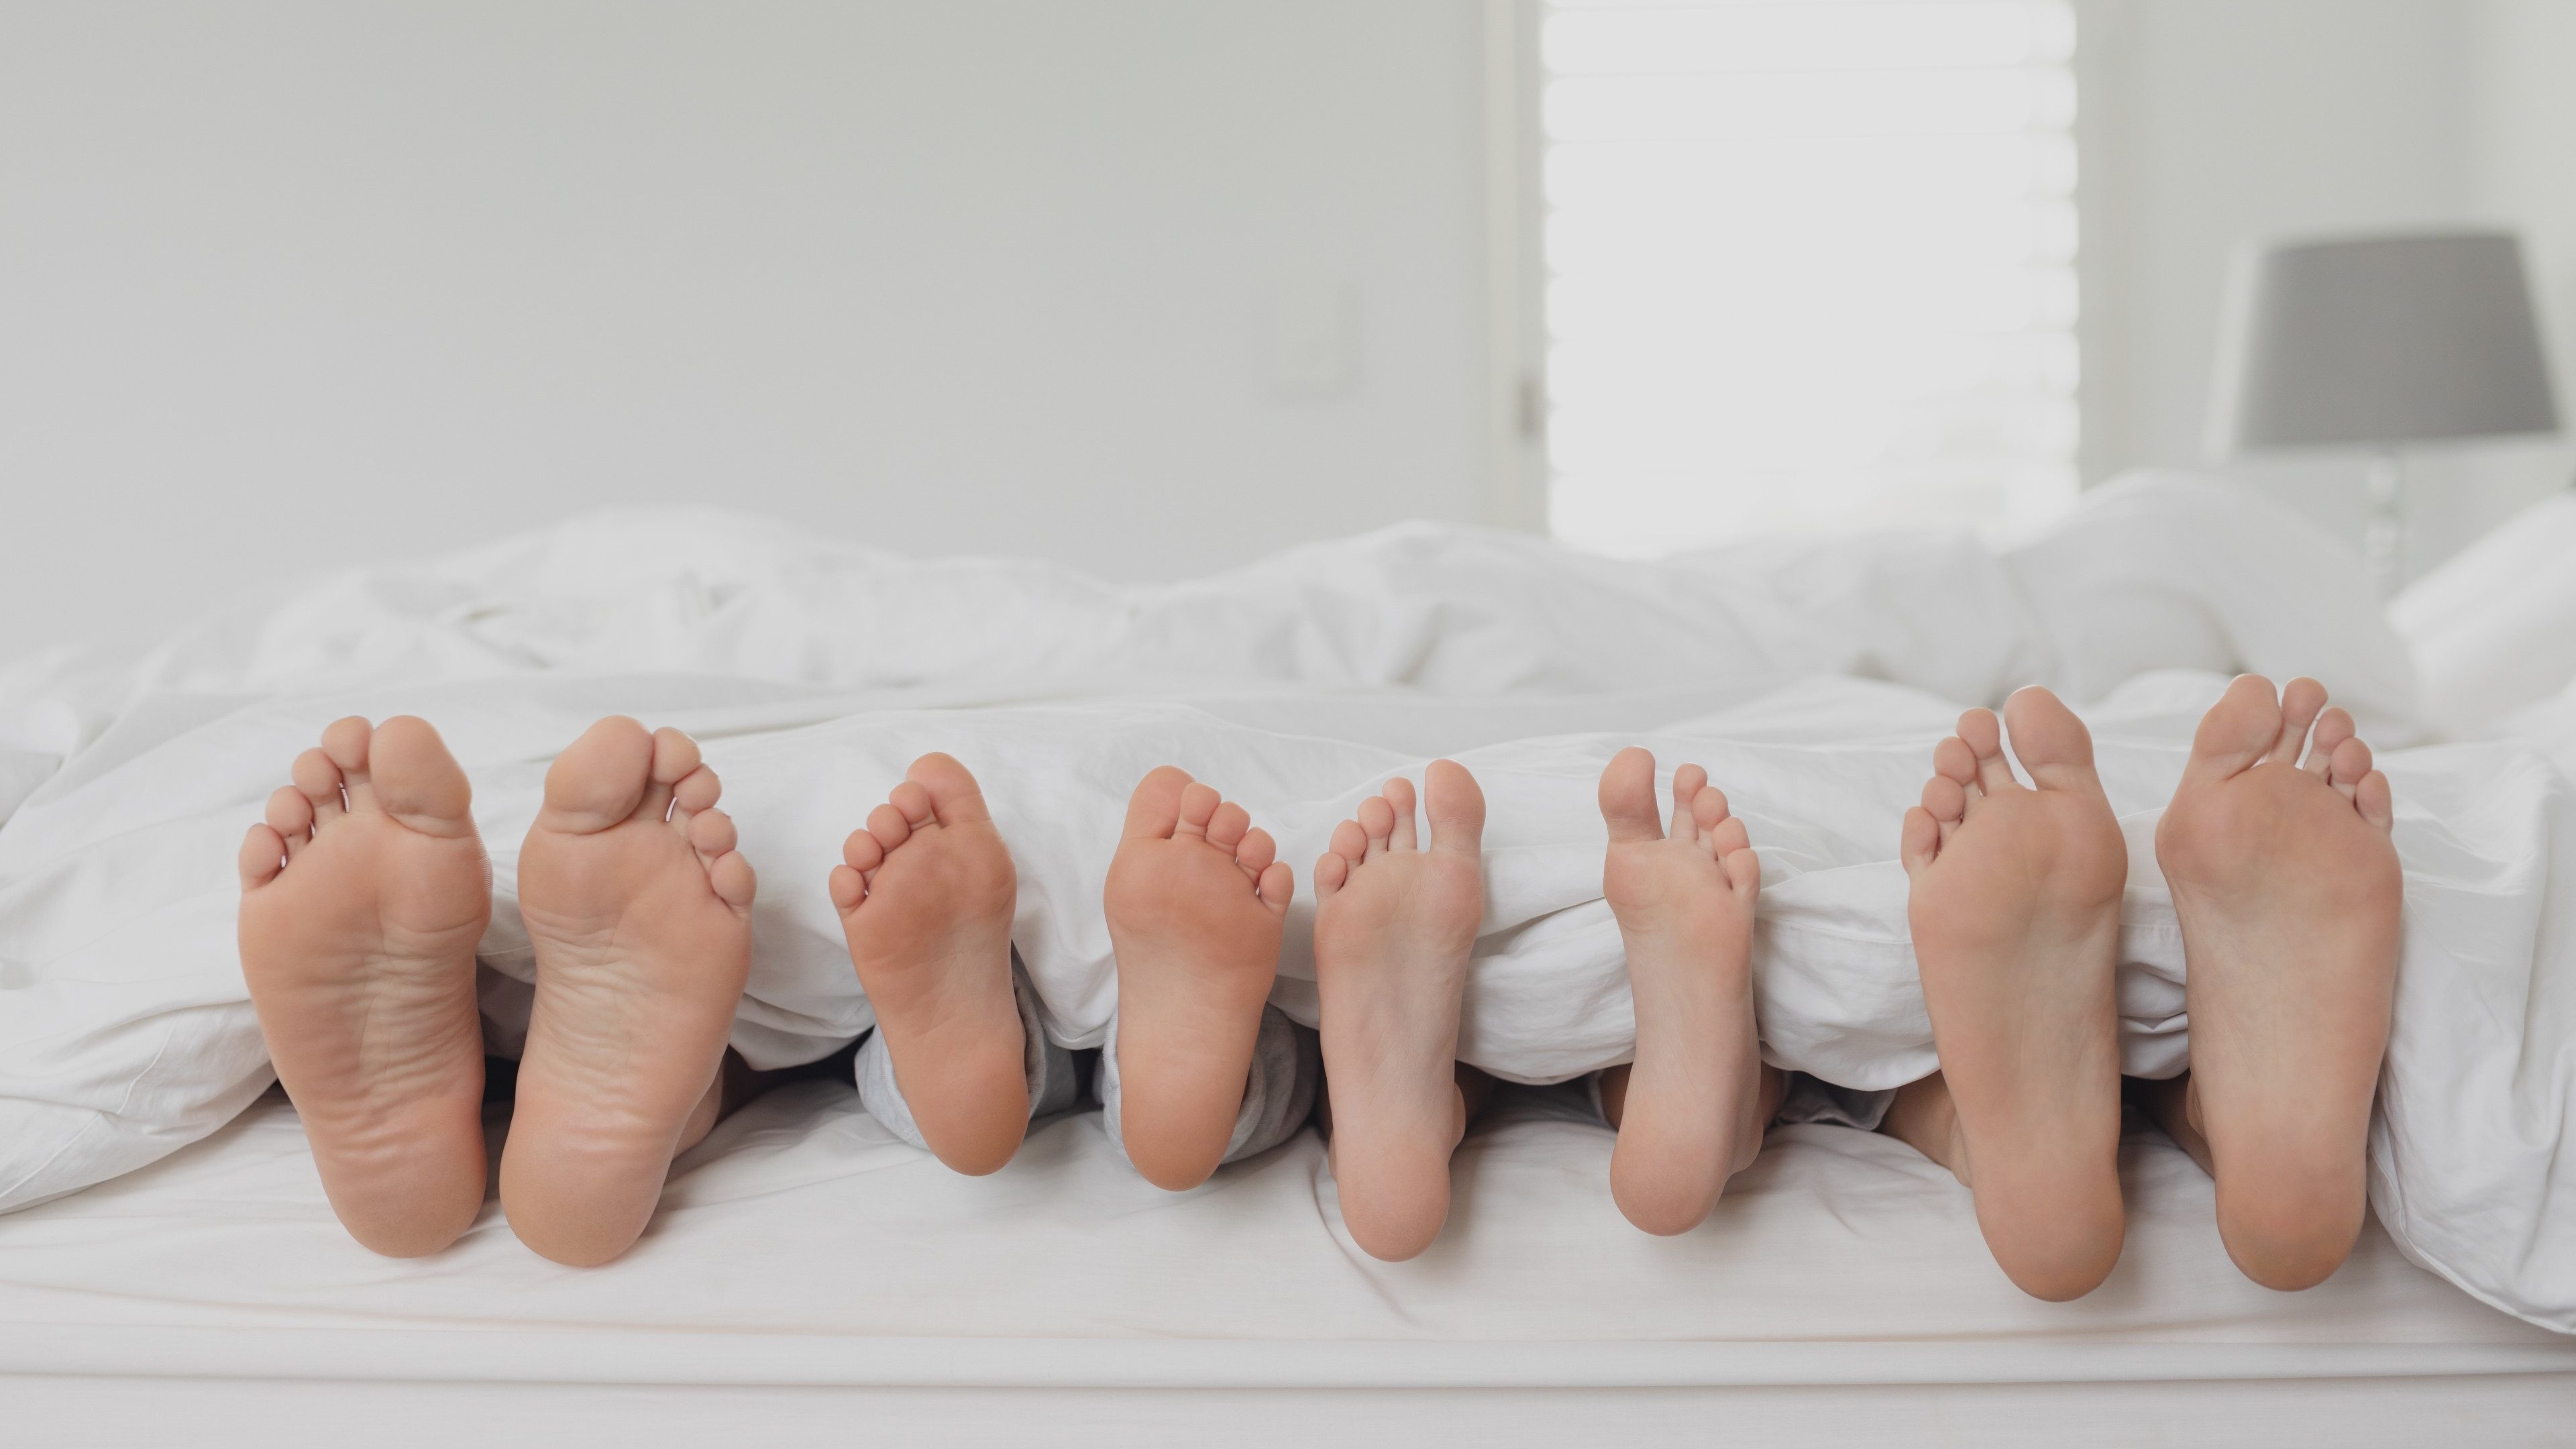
7 474 2576 1443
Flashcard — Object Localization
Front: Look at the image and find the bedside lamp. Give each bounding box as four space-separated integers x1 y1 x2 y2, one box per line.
2208 231 2561 595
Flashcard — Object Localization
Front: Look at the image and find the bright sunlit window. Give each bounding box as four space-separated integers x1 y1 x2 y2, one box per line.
1542 0 2080 553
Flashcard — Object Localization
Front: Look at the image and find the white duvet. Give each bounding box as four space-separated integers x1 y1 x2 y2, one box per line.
2 472 2572 1334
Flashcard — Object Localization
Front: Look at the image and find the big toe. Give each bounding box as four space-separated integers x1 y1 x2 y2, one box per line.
2188 676 2283 780
1424 759 1485 855
368 716 476 837
2002 687 2100 793
907 752 994 825
540 716 656 832
1598 747 1662 843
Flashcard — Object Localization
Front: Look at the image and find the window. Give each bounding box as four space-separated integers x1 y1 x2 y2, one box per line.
1538 0 2080 553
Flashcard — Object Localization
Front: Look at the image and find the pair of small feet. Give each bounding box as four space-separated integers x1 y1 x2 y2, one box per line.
1894 677 2400 1300
238 715 755 1265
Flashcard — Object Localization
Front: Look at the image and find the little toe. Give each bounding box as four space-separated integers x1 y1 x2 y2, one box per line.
1175 782 1222 839
1385 777 1419 851
1425 759 1485 857
1670 764 1709 840
539 716 656 833
2357 771 2396 833
1598 747 1664 845
1122 767 1193 840
1358 793 1397 859
1901 805 1942 875
2268 678 2328 764
292 747 348 820
1205 800 1252 852
239 823 288 889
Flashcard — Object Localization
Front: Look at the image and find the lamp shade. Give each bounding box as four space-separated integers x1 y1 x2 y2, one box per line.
2209 231 2561 455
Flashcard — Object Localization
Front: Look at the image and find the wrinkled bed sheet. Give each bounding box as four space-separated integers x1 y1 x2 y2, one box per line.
2 471 2571 1336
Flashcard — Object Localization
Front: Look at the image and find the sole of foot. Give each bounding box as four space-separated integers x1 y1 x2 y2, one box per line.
1900 687 2128 1301
1102 766 1293 1191
833 753 1030 1175
498 717 755 1267
238 716 492 1257
2156 675 2400 1291
1597 747 1768 1235
1313 761 1487 1261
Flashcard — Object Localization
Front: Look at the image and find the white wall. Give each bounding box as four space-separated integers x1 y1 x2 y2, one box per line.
0 1 1492 663
2076 0 2571 579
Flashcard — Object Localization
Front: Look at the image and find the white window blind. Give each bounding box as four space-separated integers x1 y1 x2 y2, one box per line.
1540 0 2080 553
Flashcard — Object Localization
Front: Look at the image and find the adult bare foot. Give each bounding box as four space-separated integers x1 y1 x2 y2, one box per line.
1103 767 1293 1191
238 716 491 1257
833 753 1029 1175
1313 762 1486 1261
1899 687 2127 1301
1595 747 1775 1235
499 718 755 1266
2155 675 2400 1290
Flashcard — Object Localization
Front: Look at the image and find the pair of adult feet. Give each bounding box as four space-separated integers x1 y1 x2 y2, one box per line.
1890 676 2402 1300
839 747 1777 1262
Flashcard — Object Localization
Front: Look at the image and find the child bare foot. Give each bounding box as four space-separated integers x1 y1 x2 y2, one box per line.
1313 761 1486 1260
2155 676 2400 1289
237 716 491 1257
833 753 1029 1175
1898 687 2127 1300
1103 767 1293 1191
1595 748 1775 1234
499 718 755 1266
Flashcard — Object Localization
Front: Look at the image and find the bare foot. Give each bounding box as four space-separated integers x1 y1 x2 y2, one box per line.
1595 747 1774 1234
238 716 491 1256
499 718 755 1266
2155 675 2400 1290
1312 761 1486 1260
833 753 1029 1175
1899 687 2127 1300
1102 767 1294 1191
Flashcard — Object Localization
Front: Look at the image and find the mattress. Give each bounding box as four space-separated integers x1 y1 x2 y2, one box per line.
7 1081 2571 1446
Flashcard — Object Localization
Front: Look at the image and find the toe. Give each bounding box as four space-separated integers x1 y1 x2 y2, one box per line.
2268 678 2327 764
1670 764 1709 841
1235 824 1278 877
1709 814 1751 859
539 716 656 834
1721 845 1762 900
368 716 476 837
2306 707 2356 776
2188 676 2283 781
828 863 867 912
1358 793 1397 859
2357 771 2396 833
1384 777 1419 851
2001 687 2100 794
1330 818 1369 867
1122 766 1192 840
708 850 757 912
841 826 885 874
1598 747 1664 845
321 716 376 810
1175 782 1222 839
866 802 914 851
1425 759 1485 857
687 806 738 861
1933 736 1980 792
1256 861 1293 914
889 780 936 830
1901 805 1941 875
239 823 288 889
1957 709 2019 793
906 753 993 825
2329 737 2372 798
1314 850 1349 898
672 766 721 818
638 727 700 820
266 785 315 847
292 747 347 820
1923 773 1968 825
1205 800 1252 852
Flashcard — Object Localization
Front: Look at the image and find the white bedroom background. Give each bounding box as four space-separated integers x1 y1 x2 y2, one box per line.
1536 0 2082 554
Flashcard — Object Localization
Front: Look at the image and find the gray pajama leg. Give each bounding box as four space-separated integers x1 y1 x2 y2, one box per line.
852 957 1079 1151
1096 1004 1321 1169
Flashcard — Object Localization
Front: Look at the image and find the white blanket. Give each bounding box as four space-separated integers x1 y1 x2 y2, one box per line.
2 472 2571 1336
